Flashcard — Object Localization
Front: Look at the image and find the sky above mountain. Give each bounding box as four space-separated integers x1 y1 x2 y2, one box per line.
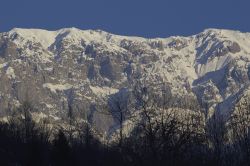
0 0 249 38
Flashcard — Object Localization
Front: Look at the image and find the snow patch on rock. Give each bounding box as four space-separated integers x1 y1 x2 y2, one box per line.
90 86 119 97
43 83 73 93
6 67 16 79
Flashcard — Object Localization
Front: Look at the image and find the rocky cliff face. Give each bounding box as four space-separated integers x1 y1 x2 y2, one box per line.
0 28 250 132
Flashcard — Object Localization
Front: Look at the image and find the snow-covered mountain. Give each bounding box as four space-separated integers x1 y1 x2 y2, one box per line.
0 27 250 132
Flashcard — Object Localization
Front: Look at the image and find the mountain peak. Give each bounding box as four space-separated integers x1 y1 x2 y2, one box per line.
8 28 57 48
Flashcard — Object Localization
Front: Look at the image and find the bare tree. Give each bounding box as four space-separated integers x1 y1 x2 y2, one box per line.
130 80 205 165
228 95 250 164
107 89 133 149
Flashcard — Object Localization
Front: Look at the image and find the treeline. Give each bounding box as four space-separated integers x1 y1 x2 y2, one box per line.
1 83 250 166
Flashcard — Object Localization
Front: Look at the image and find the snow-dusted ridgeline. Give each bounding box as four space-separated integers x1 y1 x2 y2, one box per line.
0 27 250 132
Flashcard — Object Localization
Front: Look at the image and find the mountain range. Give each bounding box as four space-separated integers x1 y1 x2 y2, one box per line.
0 27 250 134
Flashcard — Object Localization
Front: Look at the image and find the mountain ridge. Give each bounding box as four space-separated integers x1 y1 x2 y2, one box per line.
1 27 250 133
